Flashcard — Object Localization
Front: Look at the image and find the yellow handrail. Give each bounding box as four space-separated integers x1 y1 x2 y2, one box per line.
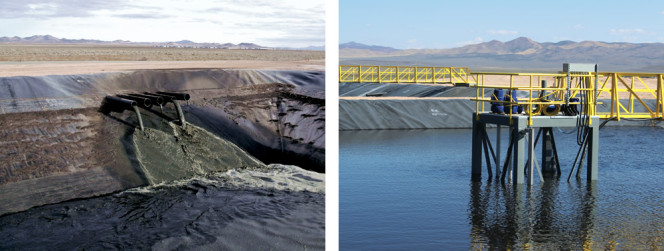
339 65 470 84
339 65 664 122
470 71 664 123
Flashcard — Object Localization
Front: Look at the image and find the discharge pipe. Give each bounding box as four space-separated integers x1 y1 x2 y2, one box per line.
100 96 144 130
127 93 164 106
144 92 188 125
101 96 136 113
157 91 190 101
144 92 173 102
129 93 165 112
117 94 152 109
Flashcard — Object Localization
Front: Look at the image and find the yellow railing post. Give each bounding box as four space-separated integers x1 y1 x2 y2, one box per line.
659 74 664 118
629 76 635 113
377 66 381 83
475 73 480 120
396 66 400 83
357 66 362 83
590 75 596 116
528 75 533 126
481 74 485 111
611 73 620 120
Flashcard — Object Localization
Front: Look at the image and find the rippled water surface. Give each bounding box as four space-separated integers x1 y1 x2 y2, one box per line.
340 127 664 250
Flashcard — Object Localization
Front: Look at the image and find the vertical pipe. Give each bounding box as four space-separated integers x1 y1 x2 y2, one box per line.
172 100 186 126
132 106 145 131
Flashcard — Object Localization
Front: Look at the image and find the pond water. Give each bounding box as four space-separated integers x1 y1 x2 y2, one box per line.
340 127 664 250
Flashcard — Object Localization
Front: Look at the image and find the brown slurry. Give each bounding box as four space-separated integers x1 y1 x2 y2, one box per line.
0 108 125 184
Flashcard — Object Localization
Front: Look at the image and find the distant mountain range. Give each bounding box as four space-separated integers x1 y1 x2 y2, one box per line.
340 37 664 72
0 35 323 51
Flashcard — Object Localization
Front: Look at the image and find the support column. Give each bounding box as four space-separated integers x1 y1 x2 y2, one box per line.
511 117 527 184
541 128 556 174
527 128 534 185
586 117 599 180
496 125 501 176
471 114 484 180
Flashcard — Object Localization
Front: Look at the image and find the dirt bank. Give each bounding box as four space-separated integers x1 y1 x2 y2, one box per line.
0 60 324 77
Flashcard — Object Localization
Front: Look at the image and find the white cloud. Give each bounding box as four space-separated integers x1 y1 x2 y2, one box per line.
610 28 645 35
457 37 483 46
0 0 325 47
573 24 584 30
488 30 518 35
407 39 417 43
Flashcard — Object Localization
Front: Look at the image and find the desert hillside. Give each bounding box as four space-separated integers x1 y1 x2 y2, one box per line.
340 37 664 72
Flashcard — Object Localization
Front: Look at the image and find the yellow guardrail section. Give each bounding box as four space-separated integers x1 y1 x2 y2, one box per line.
340 65 664 122
339 65 470 84
470 71 664 123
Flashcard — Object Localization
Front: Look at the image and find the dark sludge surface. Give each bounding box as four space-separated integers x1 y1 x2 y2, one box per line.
0 179 325 250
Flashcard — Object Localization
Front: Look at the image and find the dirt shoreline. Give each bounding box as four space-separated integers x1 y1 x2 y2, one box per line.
0 60 324 77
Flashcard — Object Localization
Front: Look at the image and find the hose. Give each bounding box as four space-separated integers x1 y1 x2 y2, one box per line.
576 77 591 146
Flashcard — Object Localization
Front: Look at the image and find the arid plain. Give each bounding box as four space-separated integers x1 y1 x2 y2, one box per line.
0 44 324 76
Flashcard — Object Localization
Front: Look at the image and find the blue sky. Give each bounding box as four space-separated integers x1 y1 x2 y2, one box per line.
340 0 664 49
0 0 324 47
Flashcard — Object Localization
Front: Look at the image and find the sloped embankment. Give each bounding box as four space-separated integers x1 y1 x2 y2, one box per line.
0 69 324 215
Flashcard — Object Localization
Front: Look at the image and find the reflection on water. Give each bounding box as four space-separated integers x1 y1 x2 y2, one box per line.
469 180 597 249
340 127 664 250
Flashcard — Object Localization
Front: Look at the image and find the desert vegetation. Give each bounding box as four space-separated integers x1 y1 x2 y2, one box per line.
0 44 324 61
